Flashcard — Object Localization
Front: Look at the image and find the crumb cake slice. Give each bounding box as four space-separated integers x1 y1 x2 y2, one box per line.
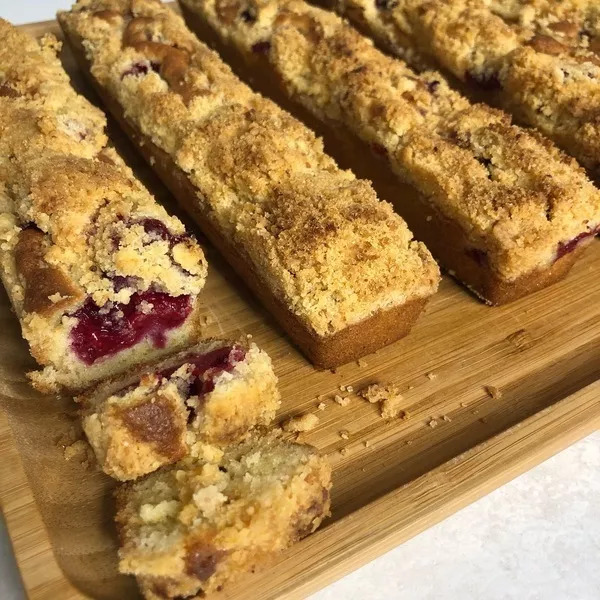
115 433 331 598
79 339 280 480
326 0 600 179
58 0 440 368
0 20 207 392
179 0 600 304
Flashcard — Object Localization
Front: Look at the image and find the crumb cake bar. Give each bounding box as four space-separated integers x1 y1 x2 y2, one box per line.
0 20 208 393
58 0 440 368
180 0 600 304
326 0 600 179
115 433 331 598
79 339 280 480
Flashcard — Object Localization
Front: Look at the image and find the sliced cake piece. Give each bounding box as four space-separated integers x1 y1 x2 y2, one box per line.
78 339 280 480
115 433 331 598
179 0 600 304
324 0 600 179
58 0 440 369
0 20 207 393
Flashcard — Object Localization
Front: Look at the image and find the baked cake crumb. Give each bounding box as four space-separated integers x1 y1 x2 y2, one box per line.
339 430 350 440
317 402 327 411
339 448 348 456
364 440 371 448
334 394 351 407
115 434 331 598
428 419 439 429
359 383 405 418
442 415 452 423
283 413 319 433
426 372 437 381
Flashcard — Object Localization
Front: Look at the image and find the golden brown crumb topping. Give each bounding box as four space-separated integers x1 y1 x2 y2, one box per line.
334 0 600 175
184 0 600 280
0 19 206 315
59 0 439 337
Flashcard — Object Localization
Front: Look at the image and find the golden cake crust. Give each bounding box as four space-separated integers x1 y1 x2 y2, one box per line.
59 0 439 338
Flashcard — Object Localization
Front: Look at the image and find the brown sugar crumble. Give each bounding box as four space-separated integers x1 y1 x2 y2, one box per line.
283 413 319 433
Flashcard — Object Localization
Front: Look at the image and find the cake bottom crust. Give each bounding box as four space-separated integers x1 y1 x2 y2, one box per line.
62 26 431 368
176 2 595 307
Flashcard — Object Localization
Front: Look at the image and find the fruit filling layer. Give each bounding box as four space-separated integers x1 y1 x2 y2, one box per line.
161 344 247 399
556 226 600 261
70 290 192 365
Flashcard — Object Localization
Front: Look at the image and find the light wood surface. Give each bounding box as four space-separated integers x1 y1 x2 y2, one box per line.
0 14 599 600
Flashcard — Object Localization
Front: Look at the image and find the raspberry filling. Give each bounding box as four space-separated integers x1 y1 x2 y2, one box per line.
556 226 600 260
121 60 160 79
70 291 192 365
161 344 247 398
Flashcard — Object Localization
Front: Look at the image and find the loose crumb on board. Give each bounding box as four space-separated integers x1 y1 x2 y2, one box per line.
317 402 327 411
339 430 350 440
484 385 503 400
359 383 406 419
364 440 371 448
340 448 348 456
357 358 368 367
428 418 439 429
426 371 437 380
334 394 351 407
282 413 319 432
442 415 452 423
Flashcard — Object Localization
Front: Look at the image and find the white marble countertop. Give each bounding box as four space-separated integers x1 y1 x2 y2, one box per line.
1 4 599 599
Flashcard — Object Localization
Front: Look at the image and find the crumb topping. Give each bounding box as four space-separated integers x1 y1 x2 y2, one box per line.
183 0 600 281
336 0 600 176
59 0 439 336
0 19 207 314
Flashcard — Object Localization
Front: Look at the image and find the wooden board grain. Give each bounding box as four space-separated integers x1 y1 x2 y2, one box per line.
0 14 599 600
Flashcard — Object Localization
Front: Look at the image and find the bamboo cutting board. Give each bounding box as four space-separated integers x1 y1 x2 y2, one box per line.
1 14 600 600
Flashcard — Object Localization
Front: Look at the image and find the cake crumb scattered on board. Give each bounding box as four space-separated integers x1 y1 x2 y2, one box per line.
428 418 439 429
426 372 437 380
484 385 503 400
357 358 368 367
346 385 354 393
359 383 406 419
317 402 327 411
334 394 351 407
442 415 452 423
339 430 350 440
340 448 348 456
283 413 319 432
364 440 371 448
460 402 468 408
